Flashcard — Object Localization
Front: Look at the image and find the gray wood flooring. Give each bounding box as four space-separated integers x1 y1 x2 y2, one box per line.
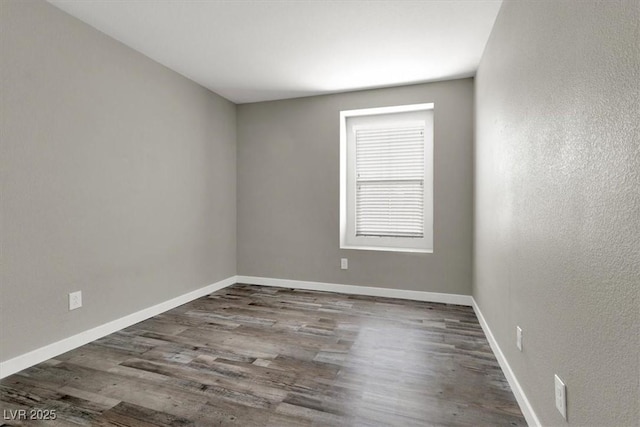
1 284 526 426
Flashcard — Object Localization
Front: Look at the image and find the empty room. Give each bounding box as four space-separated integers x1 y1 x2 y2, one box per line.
1 0 637 426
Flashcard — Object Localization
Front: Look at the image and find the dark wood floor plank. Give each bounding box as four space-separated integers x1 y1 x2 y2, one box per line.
1 284 525 426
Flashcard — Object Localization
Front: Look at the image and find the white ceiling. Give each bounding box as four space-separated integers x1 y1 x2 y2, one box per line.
48 0 503 104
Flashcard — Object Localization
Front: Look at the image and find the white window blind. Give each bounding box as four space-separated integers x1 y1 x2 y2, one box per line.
355 125 425 238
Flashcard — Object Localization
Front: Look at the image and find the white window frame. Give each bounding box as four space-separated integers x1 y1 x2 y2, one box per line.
340 103 434 253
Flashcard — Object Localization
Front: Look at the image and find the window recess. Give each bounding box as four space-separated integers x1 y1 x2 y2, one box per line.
340 103 433 252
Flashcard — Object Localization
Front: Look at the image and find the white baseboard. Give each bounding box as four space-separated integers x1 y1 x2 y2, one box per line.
0 276 236 379
236 275 473 306
1 275 469 379
3 276 535 427
472 299 541 427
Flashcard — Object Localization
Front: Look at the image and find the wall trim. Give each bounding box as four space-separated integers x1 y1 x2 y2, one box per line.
1 275 470 378
237 275 473 306
0 276 237 379
2 275 536 427
472 298 541 427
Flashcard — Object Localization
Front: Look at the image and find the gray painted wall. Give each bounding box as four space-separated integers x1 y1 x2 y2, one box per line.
0 1 236 362
474 1 639 426
237 79 473 295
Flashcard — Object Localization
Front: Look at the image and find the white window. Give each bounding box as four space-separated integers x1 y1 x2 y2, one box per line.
340 103 434 253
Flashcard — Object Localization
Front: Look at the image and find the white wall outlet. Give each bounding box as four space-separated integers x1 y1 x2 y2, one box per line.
516 326 523 351
69 291 82 310
554 374 567 420
341 258 348 270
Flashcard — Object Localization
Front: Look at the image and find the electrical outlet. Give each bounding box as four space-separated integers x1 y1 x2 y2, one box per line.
516 326 523 351
69 291 82 310
555 374 567 420
341 258 348 270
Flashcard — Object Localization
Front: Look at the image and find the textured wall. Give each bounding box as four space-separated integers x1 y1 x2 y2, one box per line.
474 1 639 425
237 79 473 295
0 1 236 361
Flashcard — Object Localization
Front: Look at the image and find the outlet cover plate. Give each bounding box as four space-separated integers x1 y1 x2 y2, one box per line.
516 326 523 351
554 374 567 420
69 291 82 310
341 258 348 270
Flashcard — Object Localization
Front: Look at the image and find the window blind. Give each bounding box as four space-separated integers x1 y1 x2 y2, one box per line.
355 125 425 238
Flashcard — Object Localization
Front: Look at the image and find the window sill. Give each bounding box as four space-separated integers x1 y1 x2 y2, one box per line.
340 244 433 254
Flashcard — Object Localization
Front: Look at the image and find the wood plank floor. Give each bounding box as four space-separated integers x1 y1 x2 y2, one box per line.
1 284 526 426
